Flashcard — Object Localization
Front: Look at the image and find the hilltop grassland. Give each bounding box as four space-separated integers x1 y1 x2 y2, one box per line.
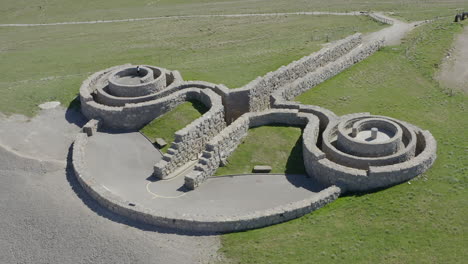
1 0 467 23
220 19 467 264
0 14 384 116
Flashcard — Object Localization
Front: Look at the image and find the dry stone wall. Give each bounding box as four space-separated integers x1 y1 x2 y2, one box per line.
184 109 317 189
153 90 226 179
72 120 341 232
75 24 437 232
244 33 363 114
368 13 394 25
273 38 384 101
304 113 437 192
80 65 228 179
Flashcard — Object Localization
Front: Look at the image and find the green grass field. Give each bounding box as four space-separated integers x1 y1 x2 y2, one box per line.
140 101 208 153
214 126 305 176
1 0 467 23
0 15 383 116
219 19 467 264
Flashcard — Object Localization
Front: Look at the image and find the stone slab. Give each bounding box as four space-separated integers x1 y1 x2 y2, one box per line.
253 165 272 173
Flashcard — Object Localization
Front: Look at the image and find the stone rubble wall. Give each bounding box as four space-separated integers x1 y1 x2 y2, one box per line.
94 70 183 106
107 66 166 97
273 38 385 102
153 89 226 179
72 123 341 232
184 109 317 189
321 115 417 170
305 113 437 193
367 130 437 189
243 33 363 114
82 86 222 130
368 13 394 25
74 22 438 231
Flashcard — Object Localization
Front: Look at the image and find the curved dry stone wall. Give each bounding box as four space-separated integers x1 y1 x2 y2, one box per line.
304 113 436 192
184 109 319 189
80 64 227 177
368 12 394 25
75 22 436 232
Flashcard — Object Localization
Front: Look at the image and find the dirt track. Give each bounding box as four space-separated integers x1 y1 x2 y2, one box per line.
437 26 468 93
0 11 362 27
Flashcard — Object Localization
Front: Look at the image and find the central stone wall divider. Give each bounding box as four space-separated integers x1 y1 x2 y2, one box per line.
184 109 321 189
241 33 363 115
153 88 226 179
271 37 385 103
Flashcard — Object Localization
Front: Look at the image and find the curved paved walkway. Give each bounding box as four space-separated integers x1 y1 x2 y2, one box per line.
85 130 328 218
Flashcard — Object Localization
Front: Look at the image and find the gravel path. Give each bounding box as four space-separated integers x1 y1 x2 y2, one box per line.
0 11 363 27
363 13 427 46
0 109 221 264
437 26 468 93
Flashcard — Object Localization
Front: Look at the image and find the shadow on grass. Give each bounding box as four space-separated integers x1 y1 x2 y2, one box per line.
189 99 209 114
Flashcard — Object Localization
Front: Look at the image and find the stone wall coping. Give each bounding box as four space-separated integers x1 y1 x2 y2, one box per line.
72 129 341 232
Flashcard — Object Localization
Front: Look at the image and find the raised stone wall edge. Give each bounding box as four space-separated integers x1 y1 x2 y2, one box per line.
72 125 341 232
184 109 318 189
274 38 385 102
244 33 363 114
368 13 394 25
153 89 227 179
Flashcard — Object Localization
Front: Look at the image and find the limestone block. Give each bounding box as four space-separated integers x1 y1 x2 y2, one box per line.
252 165 272 173
154 138 167 149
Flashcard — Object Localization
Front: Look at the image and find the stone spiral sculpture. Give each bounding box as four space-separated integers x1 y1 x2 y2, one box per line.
306 113 436 193
73 28 437 231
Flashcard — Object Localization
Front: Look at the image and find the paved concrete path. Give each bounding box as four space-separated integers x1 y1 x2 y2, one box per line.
0 109 222 263
0 107 86 163
85 130 328 218
0 139 221 264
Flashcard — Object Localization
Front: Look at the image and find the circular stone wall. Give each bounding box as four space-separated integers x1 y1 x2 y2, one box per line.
108 66 166 97
336 117 403 157
304 113 437 192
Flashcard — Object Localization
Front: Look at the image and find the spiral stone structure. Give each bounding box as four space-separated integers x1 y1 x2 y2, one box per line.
74 23 437 232
306 113 436 192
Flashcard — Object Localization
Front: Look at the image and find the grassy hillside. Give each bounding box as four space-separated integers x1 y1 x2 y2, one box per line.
1 0 466 23
220 19 467 264
0 15 383 116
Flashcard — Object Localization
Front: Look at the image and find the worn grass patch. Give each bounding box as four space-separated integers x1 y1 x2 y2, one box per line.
220 19 467 264
0 15 383 116
140 101 208 153
214 126 305 176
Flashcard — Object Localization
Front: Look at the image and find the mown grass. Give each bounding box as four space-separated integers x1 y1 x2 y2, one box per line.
140 101 208 153
0 15 383 116
214 126 305 176
220 19 467 264
1 0 466 23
